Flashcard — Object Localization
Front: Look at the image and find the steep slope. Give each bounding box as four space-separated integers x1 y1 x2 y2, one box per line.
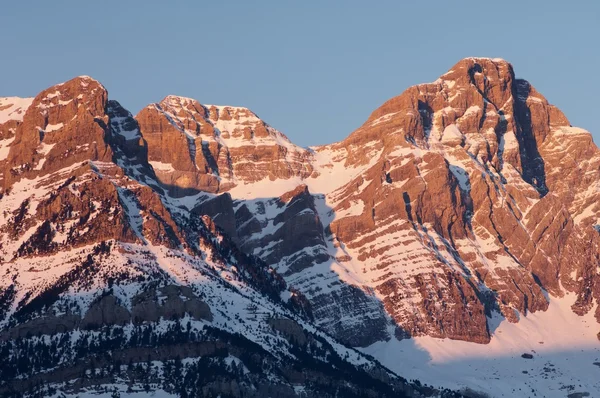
0 78 449 398
316 57 600 341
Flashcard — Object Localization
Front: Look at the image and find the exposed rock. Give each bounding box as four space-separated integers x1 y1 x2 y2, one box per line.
521 353 534 359
0 314 80 340
81 294 131 329
135 95 313 195
2 76 113 191
268 317 308 346
192 192 238 242
131 284 212 323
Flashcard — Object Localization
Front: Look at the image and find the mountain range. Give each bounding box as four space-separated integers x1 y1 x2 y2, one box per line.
1 57 599 397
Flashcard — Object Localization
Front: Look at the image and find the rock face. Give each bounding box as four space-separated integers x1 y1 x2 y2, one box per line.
135 95 313 195
130 284 213 324
1 77 113 191
1 57 600 396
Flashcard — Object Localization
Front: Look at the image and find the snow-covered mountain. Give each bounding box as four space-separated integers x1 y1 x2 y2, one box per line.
1 58 599 397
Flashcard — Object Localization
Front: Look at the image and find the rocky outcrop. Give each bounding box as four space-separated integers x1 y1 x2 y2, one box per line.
0 314 80 340
131 284 213 323
192 192 238 241
268 317 308 346
0 97 33 188
238 185 329 273
1 286 212 338
81 294 131 329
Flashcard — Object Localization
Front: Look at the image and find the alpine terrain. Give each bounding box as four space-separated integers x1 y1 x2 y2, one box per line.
1 58 599 397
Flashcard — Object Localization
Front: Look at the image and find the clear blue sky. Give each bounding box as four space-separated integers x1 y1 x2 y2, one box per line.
1 1 598 146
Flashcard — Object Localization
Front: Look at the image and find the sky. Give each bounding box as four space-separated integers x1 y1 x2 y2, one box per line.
1 1 599 147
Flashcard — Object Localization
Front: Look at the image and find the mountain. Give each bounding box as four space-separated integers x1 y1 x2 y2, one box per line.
0 58 599 397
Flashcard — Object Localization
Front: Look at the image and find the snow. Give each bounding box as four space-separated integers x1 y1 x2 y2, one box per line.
149 161 176 173
34 158 47 171
49 388 178 398
335 199 365 218
461 105 481 118
111 115 141 140
43 122 64 132
445 80 456 89
440 124 464 145
466 57 507 64
362 293 600 398
0 97 33 123
38 142 56 156
228 176 305 199
369 112 399 126
0 135 16 161
553 126 593 137
449 165 470 192
306 146 384 197
574 202 599 224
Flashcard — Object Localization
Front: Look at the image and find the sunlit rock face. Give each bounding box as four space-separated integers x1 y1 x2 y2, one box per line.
135 95 313 196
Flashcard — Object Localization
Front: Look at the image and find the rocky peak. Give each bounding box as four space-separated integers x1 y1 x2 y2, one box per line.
442 57 514 94
335 57 570 184
298 57 600 346
155 94 295 145
1 76 114 191
135 95 312 195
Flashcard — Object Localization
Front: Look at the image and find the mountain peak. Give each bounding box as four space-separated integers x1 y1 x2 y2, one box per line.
463 56 508 63
160 94 202 108
157 94 261 121
1 76 112 189
52 75 106 93
439 56 515 86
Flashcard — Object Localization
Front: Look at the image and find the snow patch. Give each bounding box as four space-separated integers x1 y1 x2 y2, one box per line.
0 97 33 123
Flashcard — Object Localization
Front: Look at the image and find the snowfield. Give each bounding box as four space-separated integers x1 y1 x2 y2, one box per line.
363 292 600 398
